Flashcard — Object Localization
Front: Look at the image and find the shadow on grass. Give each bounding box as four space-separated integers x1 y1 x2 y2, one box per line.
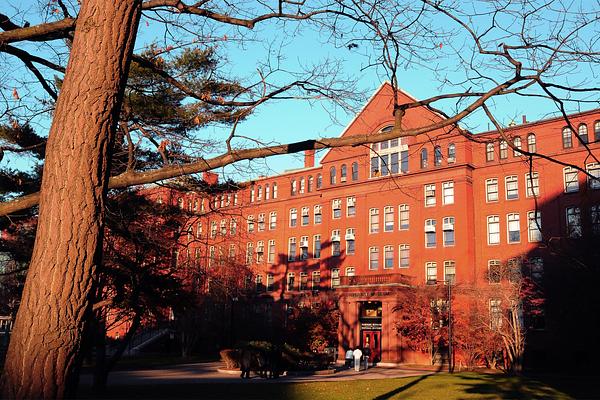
371 373 432 400
455 373 574 399
369 364 444 400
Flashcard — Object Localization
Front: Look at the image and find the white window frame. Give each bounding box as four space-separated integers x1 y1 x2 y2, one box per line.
332 199 342 219
442 181 454 205
486 178 499 202
347 196 356 217
425 219 436 248
399 244 410 268
384 206 394 232
587 163 600 189
505 175 519 200
314 205 322 224
525 172 539 197
384 245 394 269
288 237 297 261
563 167 579 193
443 216 455 247
369 247 379 270
426 262 437 284
527 211 542 242
399 204 409 230
268 240 276 264
487 215 500 245
444 260 456 284
507 213 521 244
369 208 380 233
289 208 298 227
425 184 436 207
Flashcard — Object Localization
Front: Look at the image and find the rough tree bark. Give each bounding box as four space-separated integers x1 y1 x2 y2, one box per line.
0 0 141 398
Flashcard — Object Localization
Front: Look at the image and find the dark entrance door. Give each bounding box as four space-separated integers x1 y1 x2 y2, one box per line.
361 330 381 362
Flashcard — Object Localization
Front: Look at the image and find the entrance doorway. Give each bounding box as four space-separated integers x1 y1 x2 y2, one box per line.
361 329 381 362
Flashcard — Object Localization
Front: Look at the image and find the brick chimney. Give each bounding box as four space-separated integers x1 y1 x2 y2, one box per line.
522 115 527 124
203 171 219 185
304 149 315 168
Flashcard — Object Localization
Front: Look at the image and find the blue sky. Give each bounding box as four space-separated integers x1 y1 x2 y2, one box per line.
3 0 600 180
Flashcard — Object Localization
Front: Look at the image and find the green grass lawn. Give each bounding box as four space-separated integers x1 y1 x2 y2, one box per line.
78 372 593 400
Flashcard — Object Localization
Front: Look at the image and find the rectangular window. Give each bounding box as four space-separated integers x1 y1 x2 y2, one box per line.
426 262 437 284
564 167 579 193
267 274 274 291
384 245 394 269
312 271 321 290
211 221 218 238
425 184 436 207
257 213 265 232
566 206 582 238
444 260 456 284
313 235 321 258
290 208 298 227
488 215 500 245
384 206 394 232
587 163 600 189
314 205 322 224
346 267 355 277
256 241 264 263
369 208 380 233
300 236 309 260
347 196 356 217
486 143 494 162
442 181 454 205
528 211 542 242
331 268 340 287
525 173 539 197
499 140 508 159
332 199 342 219
486 178 499 202
507 213 521 243
390 152 399 174
268 240 276 263
443 216 455 246
399 204 410 230
246 243 254 265
301 207 310 226
562 127 572 148
331 230 341 257
425 219 436 248
369 247 379 270
269 212 277 230
300 272 309 291
345 228 355 255
592 205 600 235
399 244 410 268
489 260 501 283
288 237 297 261
490 299 502 330
254 274 265 293
401 150 409 173
287 273 295 291
505 176 518 200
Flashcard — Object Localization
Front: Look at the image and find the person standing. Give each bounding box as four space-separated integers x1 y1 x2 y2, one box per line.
352 347 363 372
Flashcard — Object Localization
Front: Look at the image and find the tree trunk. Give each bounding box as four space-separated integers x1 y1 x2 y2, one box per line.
0 1 141 398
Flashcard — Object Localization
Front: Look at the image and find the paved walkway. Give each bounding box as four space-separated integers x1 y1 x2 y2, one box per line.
79 362 434 386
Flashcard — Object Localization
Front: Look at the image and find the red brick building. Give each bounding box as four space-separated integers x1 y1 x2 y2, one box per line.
158 82 600 367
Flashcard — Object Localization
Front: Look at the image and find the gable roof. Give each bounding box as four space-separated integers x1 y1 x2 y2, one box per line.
319 82 445 164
